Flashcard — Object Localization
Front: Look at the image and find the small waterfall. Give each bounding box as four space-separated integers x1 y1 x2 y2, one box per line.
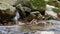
13 11 20 24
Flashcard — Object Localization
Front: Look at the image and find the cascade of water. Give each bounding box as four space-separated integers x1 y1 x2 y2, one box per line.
13 11 20 25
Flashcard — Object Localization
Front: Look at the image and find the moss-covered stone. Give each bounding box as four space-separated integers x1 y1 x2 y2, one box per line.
53 8 60 13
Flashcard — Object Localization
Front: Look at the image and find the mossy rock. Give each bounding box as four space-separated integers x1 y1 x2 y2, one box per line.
0 2 16 24
53 8 60 13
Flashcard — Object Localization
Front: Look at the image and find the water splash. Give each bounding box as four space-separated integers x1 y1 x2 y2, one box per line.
13 11 20 24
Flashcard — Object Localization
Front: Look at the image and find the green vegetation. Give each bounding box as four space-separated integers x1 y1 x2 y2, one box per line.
47 0 60 8
29 0 46 10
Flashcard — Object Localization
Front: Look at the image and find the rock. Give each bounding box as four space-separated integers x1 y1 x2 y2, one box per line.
52 8 60 18
30 19 38 25
52 8 60 13
0 2 16 24
16 4 31 18
21 0 33 9
16 0 46 18
25 14 35 21
0 2 16 15
37 14 44 20
25 11 40 21
16 0 32 9
0 0 17 5
30 11 40 17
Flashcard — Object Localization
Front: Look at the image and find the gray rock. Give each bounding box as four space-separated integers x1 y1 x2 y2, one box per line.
16 4 31 18
0 2 16 24
0 0 17 5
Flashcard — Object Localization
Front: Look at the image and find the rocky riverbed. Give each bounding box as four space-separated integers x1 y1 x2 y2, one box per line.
0 0 60 34
0 20 60 34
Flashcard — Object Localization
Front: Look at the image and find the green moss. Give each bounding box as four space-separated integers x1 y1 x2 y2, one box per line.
29 0 46 10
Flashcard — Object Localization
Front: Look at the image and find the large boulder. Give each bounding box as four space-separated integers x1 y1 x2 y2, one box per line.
16 4 31 18
52 7 60 18
0 2 16 24
16 4 42 21
25 11 40 21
